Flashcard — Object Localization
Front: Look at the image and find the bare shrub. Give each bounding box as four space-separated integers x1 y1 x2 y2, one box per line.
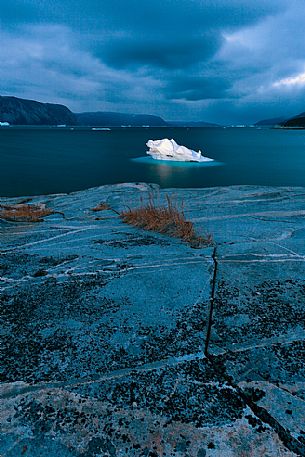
120 194 212 248
91 202 110 212
0 203 54 222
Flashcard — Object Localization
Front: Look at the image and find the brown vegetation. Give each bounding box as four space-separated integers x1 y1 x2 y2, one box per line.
120 194 212 248
91 202 111 212
0 203 54 222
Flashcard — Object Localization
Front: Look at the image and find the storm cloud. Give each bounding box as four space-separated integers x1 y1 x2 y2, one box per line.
1 0 304 123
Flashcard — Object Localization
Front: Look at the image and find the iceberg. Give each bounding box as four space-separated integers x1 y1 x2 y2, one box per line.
146 138 213 162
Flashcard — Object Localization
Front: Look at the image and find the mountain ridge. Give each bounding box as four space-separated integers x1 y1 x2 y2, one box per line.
281 111 305 127
75 111 167 127
255 116 286 126
0 96 76 125
0 95 218 127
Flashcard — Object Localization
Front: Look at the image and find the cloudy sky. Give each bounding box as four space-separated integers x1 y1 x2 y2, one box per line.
1 0 305 123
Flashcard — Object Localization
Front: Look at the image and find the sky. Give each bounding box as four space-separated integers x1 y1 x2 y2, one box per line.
1 0 305 123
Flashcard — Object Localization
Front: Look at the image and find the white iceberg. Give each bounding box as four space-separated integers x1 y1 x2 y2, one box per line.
146 138 213 162
0 121 10 126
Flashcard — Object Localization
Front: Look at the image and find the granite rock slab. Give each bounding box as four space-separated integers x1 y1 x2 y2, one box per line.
1 183 305 456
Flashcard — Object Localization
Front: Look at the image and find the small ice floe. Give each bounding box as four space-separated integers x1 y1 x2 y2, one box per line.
146 138 213 162
0 121 10 126
92 127 111 131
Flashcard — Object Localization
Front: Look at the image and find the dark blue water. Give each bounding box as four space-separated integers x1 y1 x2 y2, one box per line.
1 126 305 196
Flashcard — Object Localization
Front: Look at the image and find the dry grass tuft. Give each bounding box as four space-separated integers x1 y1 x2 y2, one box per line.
120 194 212 248
92 202 111 212
0 203 54 222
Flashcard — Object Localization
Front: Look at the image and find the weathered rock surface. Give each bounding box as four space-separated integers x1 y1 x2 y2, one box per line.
1 184 305 456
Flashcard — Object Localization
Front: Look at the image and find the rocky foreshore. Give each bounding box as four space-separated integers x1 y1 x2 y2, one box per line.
1 183 305 456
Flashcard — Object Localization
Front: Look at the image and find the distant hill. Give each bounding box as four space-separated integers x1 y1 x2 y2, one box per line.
75 112 167 127
255 117 286 126
76 113 220 127
0 96 76 125
281 112 305 127
167 120 220 127
0 95 219 127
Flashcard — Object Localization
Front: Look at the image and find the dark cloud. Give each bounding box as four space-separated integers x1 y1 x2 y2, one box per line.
1 0 284 29
2 0 305 123
165 76 233 101
101 34 221 70
67 0 285 71
0 0 285 70
0 1 36 27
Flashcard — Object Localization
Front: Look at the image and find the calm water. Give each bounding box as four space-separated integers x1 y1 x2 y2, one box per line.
1 126 305 196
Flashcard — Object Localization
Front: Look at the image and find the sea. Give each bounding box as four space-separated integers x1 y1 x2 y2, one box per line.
1 126 305 197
